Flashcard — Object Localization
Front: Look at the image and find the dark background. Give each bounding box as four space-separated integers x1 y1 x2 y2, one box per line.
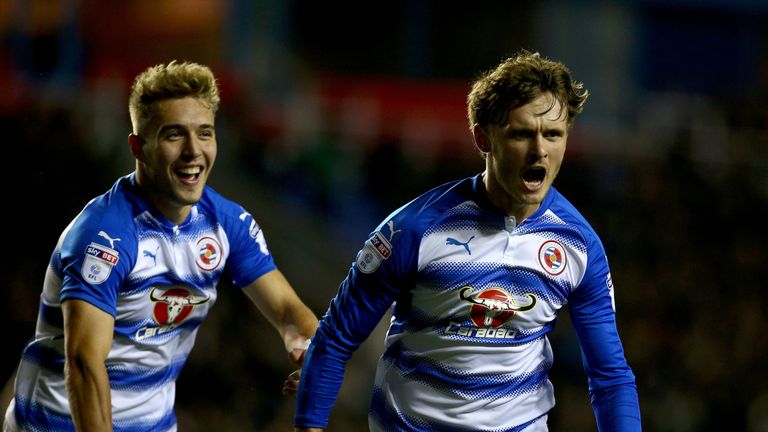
2 1 768 431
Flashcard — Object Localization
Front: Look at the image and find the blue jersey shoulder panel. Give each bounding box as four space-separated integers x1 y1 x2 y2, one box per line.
59 175 140 316
197 186 276 288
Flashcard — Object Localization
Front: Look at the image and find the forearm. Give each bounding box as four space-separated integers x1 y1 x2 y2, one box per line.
294 321 357 428
296 271 400 427
65 357 113 431
242 270 318 358
590 382 641 431
280 303 319 352
62 299 115 432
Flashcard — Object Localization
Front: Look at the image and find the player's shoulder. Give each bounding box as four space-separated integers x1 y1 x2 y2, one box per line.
197 186 246 219
546 187 602 243
59 175 142 259
382 175 478 234
197 185 255 230
72 175 140 236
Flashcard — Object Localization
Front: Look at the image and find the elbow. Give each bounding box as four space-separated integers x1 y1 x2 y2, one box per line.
64 354 88 386
64 351 106 387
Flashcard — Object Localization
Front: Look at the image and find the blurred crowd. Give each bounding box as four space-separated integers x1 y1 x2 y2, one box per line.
3 1 768 431
3 69 767 432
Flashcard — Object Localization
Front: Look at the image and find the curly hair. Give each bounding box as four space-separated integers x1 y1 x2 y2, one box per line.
467 50 589 130
129 60 220 134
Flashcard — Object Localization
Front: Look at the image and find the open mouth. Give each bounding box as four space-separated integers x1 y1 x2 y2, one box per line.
175 166 202 183
522 166 546 189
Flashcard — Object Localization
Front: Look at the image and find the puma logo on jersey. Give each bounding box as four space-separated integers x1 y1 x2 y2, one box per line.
143 246 160 265
98 231 121 249
386 220 402 242
446 236 475 255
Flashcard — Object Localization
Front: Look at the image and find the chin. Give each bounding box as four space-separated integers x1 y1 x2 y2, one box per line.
521 191 547 206
175 190 204 205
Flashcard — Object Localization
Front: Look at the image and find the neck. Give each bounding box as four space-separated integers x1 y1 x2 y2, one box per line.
134 171 191 225
481 171 540 222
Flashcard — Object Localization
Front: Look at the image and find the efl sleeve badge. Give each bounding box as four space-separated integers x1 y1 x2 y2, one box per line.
81 242 120 284
355 231 392 274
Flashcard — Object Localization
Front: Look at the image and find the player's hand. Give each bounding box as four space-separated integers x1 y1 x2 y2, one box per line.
282 368 301 397
289 347 307 366
286 337 310 366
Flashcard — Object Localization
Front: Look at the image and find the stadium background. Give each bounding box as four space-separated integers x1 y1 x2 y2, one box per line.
2 1 767 431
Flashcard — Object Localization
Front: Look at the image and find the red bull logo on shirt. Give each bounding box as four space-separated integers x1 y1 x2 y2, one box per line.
135 286 210 340
445 287 536 339
150 287 209 325
461 287 537 327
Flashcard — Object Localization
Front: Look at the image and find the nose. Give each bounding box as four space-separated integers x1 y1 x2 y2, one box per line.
529 134 547 160
181 134 203 159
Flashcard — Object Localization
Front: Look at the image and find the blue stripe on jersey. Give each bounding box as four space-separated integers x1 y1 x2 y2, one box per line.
113 410 176 432
22 341 187 391
369 387 545 432
23 342 64 373
13 396 177 432
382 342 551 400
13 396 75 431
515 213 588 254
107 358 186 391
393 306 556 344
422 207 504 236
112 319 149 335
123 270 223 296
112 316 205 342
39 303 63 329
50 249 64 280
418 262 571 304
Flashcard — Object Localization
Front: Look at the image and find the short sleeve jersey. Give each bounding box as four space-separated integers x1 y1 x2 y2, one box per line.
8 173 276 432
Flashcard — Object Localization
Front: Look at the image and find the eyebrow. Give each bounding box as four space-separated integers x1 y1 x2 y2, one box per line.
158 123 215 132
504 120 567 135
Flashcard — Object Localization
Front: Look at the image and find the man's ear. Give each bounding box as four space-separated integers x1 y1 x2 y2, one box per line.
128 134 144 161
472 124 491 154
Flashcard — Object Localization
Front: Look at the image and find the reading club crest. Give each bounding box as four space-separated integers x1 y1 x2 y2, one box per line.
538 240 566 275
195 237 222 271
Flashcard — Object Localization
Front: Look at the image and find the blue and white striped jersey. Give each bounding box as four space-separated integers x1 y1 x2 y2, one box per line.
6 173 276 432
296 174 640 431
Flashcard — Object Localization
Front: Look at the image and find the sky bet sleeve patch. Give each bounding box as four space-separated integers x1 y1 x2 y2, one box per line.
81 242 120 284
356 231 392 274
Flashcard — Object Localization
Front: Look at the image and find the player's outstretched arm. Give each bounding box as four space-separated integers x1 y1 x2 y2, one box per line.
243 269 318 365
62 299 115 432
